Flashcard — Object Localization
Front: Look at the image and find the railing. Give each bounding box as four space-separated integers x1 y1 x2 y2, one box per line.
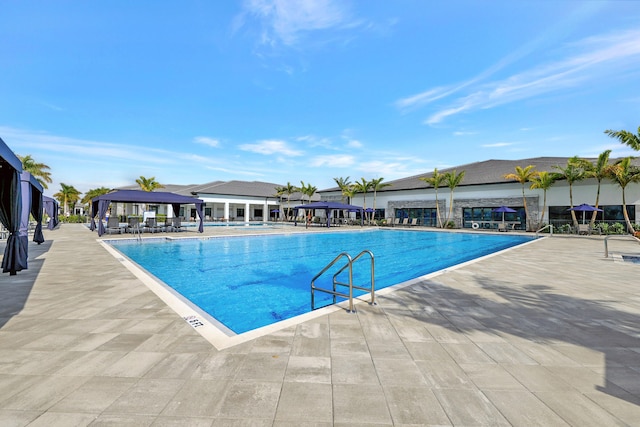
535 224 554 238
131 222 142 242
310 250 375 312
604 234 640 258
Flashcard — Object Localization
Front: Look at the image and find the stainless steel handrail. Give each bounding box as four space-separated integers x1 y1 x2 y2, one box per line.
535 224 553 238
311 252 353 312
333 250 376 307
604 234 639 258
310 250 375 313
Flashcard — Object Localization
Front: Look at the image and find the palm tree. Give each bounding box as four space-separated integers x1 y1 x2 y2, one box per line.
503 165 537 231
353 178 373 221
280 182 298 220
608 156 640 233
299 181 317 204
370 177 391 221
333 176 352 204
553 157 586 228
54 183 81 217
135 176 164 192
605 126 640 151
82 186 112 207
577 150 613 226
419 168 445 228
529 171 556 228
443 170 465 227
18 154 52 189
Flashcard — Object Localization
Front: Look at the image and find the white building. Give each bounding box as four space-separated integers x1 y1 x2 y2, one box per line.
318 157 640 231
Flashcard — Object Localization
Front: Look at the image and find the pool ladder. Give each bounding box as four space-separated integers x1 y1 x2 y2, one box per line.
310 250 375 312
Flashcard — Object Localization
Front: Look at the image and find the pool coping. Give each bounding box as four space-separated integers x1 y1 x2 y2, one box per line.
99 230 542 350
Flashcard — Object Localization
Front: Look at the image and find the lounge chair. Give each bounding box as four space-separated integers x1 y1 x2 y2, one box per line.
410 218 418 226
577 224 591 235
128 217 141 234
106 216 124 234
172 217 183 232
401 218 409 226
145 218 162 233
498 223 508 232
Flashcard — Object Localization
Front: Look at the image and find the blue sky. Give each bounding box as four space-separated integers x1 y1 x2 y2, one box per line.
1 1 639 195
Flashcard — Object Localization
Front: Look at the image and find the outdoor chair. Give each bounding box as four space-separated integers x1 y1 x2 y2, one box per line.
498 223 509 232
577 224 591 235
145 218 162 233
172 217 183 232
106 216 124 234
128 217 141 234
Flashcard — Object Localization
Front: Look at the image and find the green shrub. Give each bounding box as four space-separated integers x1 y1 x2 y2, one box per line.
609 222 625 234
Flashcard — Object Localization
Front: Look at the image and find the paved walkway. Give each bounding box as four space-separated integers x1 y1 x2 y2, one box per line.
1 224 640 426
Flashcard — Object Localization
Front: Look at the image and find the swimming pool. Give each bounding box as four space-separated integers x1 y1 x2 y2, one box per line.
108 229 534 335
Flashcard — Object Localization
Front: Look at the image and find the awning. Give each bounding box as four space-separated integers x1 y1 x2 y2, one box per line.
90 189 205 236
293 201 364 227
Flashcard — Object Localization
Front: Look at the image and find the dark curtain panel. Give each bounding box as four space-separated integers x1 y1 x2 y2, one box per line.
1 168 26 275
43 197 59 230
31 184 44 244
195 201 204 233
97 200 110 236
90 199 99 231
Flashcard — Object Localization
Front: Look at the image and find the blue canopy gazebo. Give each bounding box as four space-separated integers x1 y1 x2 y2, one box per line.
43 196 59 230
90 190 205 236
293 201 364 228
20 172 44 246
1 137 37 275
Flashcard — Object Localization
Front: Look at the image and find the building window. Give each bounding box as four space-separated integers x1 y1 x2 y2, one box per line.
462 207 525 229
394 208 438 226
549 205 635 225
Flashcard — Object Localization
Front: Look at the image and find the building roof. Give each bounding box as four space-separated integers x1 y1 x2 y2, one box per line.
190 180 282 198
319 156 640 194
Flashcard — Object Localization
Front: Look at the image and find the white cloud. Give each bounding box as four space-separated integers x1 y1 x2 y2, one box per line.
346 139 362 148
310 154 354 167
194 136 220 147
423 29 640 125
482 142 516 148
239 139 304 156
240 0 358 46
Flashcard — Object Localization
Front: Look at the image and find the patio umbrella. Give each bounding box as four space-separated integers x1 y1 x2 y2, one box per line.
492 206 516 224
568 203 603 224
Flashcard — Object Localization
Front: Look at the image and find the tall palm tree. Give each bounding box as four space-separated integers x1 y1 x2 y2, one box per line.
608 156 640 233
18 154 52 189
443 170 465 227
343 185 357 219
82 186 111 207
353 178 373 221
333 176 352 204
503 165 537 231
370 177 391 221
419 168 446 228
54 183 81 216
281 182 298 220
553 156 586 228
577 150 613 226
605 126 640 151
299 181 317 204
529 171 556 228
135 176 164 192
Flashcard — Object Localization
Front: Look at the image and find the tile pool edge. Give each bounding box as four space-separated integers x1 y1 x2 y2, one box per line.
98 233 543 350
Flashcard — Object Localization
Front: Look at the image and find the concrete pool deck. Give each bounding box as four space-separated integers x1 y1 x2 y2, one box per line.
1 224 640 426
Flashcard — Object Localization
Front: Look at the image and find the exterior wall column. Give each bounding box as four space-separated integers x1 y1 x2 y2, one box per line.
224 202 229 222
245 203 250 222
264 200 269 221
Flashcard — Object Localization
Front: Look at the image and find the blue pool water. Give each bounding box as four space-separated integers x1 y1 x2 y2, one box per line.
109 230 534 334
